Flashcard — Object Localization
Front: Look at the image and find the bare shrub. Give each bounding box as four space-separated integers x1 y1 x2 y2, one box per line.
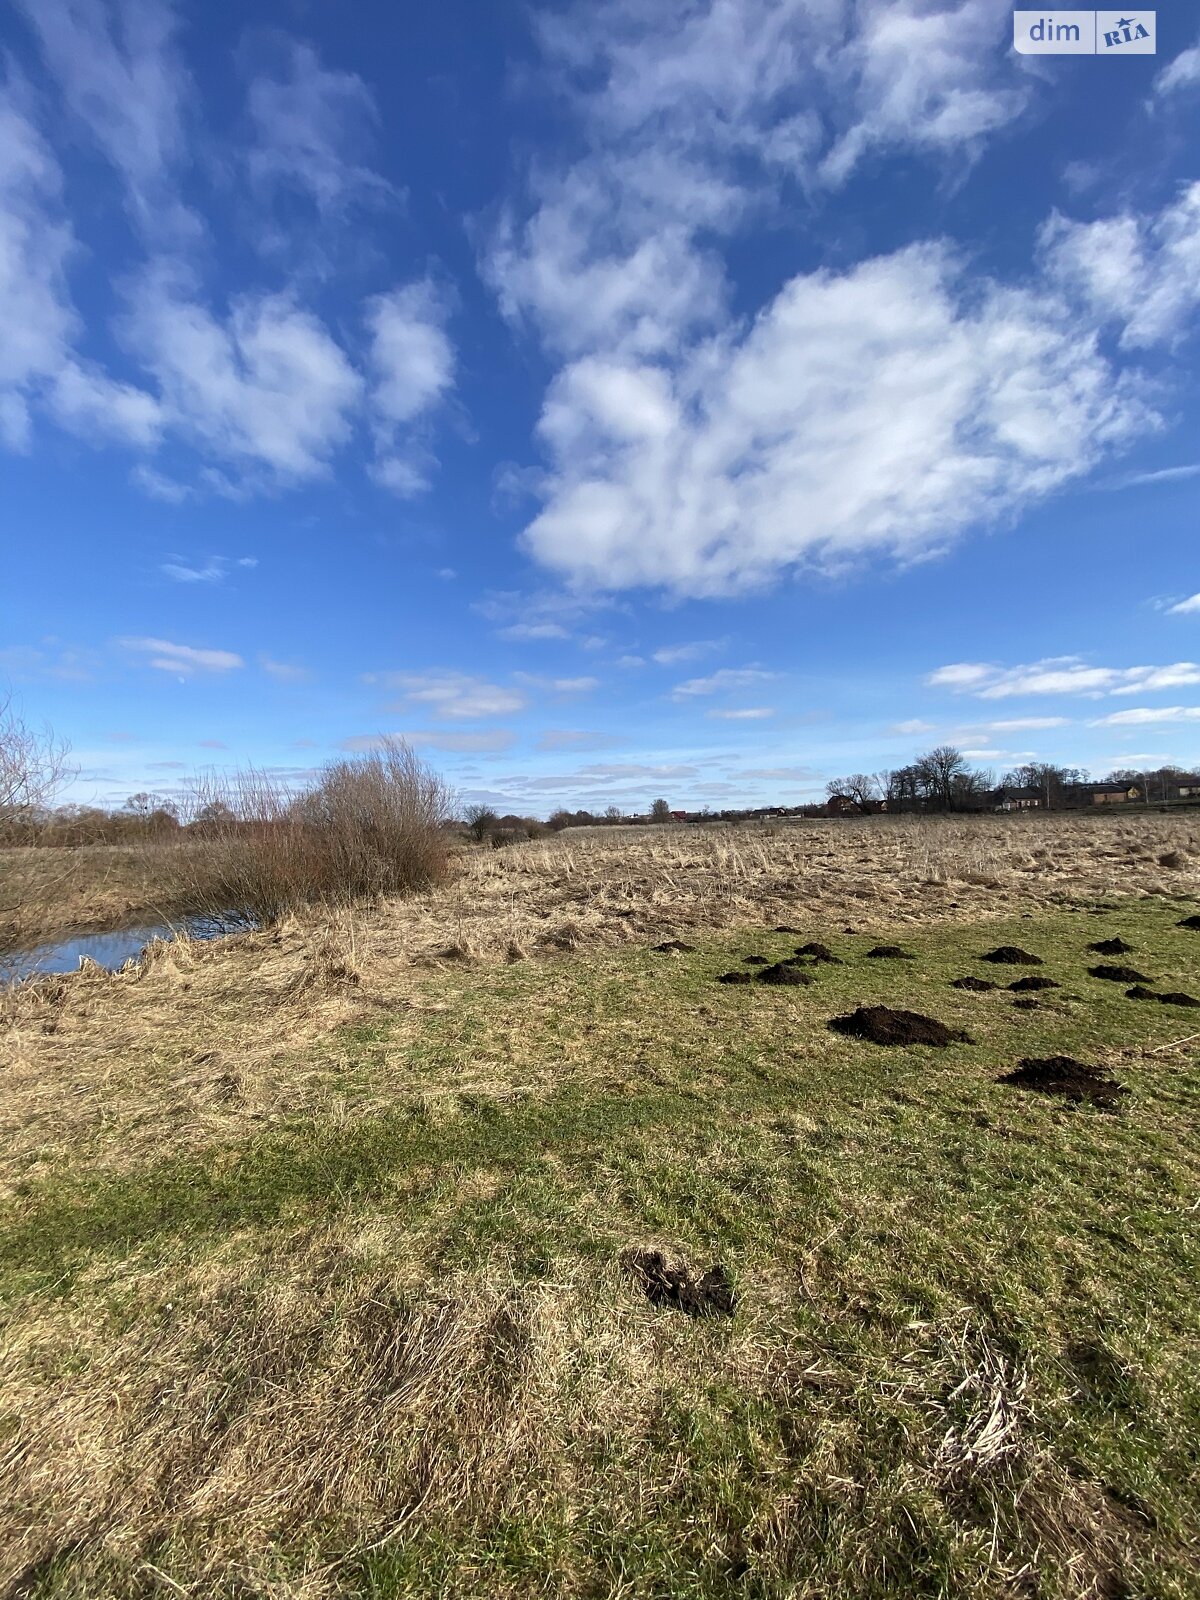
172 741 453 923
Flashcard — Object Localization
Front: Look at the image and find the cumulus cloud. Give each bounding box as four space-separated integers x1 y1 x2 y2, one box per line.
1167 593 1200 616
1153 34 1200 97
927 658 1200 699
520 244 1151 596
118 636 243 674
365 279 455 494
1041 183 1200 349
121 266 363 483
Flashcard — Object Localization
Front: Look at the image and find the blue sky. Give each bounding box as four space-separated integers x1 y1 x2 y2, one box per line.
2 0 1199 816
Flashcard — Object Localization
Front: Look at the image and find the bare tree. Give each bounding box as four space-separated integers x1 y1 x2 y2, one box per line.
0 695 72 839
464 804 498 843
649 798 672 823
914 746 973 811
825 773 879 808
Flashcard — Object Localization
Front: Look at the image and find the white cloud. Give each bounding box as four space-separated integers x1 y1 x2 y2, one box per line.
980 716 1069 731
365 280 454 495
652 639 723 665
246 40 393 217
513 673 600 694
672 667 777 698
160 557 225 583
497 622 571 642
1167 593 1200 616
520 245 1150 597
1041 183 1200 349
118 636 243 675
706 707 774 719
1090 707 1200 727
1153 35 1200 97
371 671 527 719
890 717 936 734
121 267 363 483
14 0 195 239
1110 462 1200 489
928 657 1200 699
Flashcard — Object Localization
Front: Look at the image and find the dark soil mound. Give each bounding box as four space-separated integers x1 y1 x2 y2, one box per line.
1178 915 1200 930
1008 975 1060 992
998 1056 1127 1108
865 945 914 959
1089 937 1135 955
794 942 842 963
743 954 770 965
716 971 753 985
772 924 800 934
1089 964 1151 984
951 976 997 992
654 940 696 953
756 961 814 986
828 1006 972 1047
1012 998 1042 1010
1127 985 1200 1008
981 946 1043 966
623 1250 736 1318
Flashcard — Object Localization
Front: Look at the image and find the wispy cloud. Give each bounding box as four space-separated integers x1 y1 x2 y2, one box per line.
535 729 618 752
118 636 243 675
1089 706 1200 727
369 671 527 719
672 667 777 699
497 622 571 642
652 639 724 666
927 658 1200 700
1108 462 1200 489
1166 593 1200 616
706 707 774 720
260 657 311 684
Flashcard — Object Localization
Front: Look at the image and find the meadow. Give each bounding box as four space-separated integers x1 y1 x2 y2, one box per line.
1 813 1199 1598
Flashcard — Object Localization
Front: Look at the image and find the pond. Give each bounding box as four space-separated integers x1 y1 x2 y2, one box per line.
0 914 257 986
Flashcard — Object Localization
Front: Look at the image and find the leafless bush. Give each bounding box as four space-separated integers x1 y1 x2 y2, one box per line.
170 741 454 922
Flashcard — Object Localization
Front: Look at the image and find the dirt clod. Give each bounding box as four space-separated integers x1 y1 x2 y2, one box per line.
716 971 753 985
1089 964 1151 984
1008 975 1060 992
951 976 997 992
622 1250 737 1318
1127 985 1200 1008
756 961 814 986
998 1056 1128 1108
654 940 696 953
1089 938 1135 955
828 1006 972 1047
772 924 801 933
793 942 842 963
981 946 1043 965
865 945 914 959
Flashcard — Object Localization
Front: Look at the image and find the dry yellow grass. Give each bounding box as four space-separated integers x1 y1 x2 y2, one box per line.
2 814 1199 1597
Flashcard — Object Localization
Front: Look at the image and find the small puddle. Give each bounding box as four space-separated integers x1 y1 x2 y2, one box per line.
1 914 256 986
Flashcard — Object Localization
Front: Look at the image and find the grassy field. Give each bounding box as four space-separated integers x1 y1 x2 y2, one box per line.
2 816 1199 1598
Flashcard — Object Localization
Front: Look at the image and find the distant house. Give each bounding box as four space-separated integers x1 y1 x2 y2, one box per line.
1168 775 1200 800
988 786 1041 812
1067 782 1143 806
670 810 689 821
825 794 887 817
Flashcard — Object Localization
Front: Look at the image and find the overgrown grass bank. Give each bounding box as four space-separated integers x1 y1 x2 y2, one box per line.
2 899 1198 1597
